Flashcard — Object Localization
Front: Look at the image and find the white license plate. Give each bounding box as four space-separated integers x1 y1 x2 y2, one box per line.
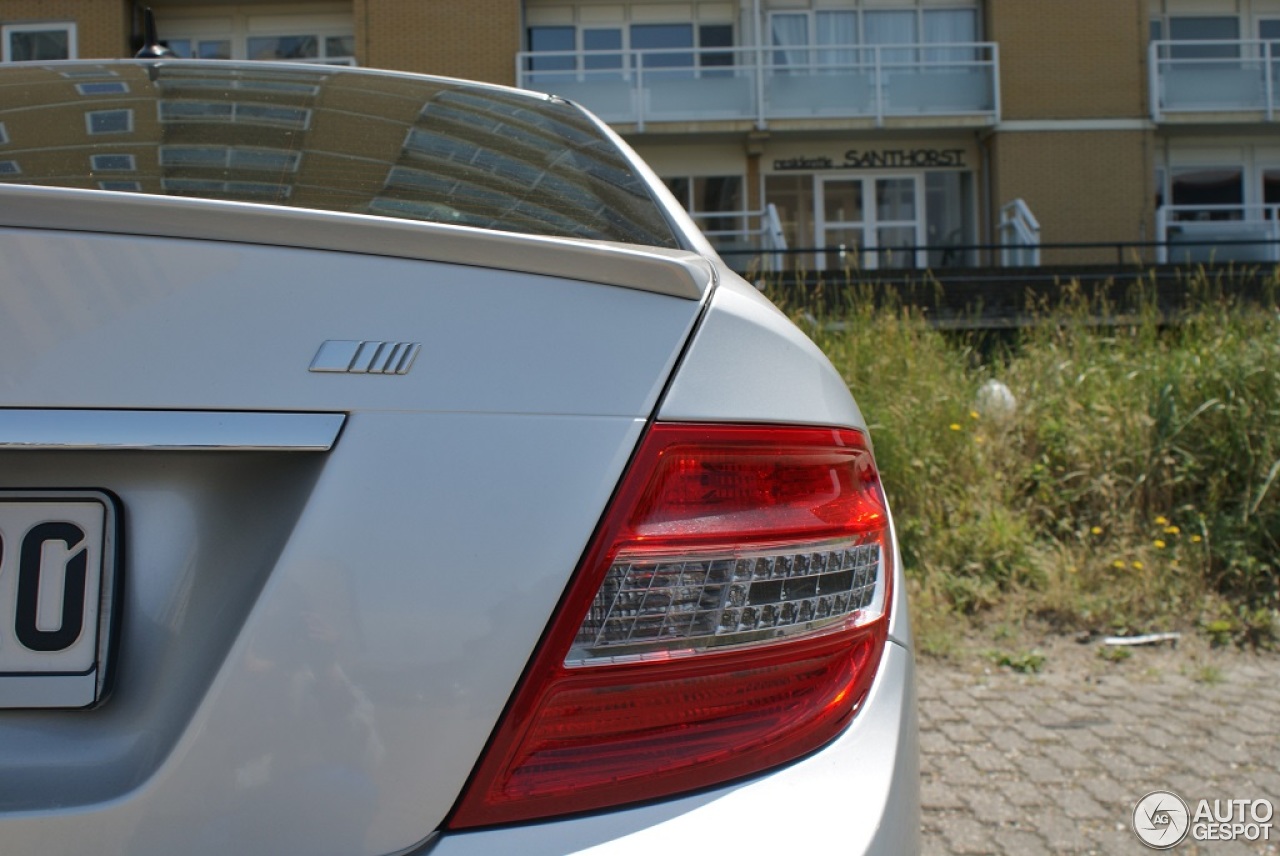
0 491 118 709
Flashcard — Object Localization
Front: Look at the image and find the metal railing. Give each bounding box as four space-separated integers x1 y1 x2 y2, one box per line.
516 42 999 131
1150 39 1280 120
998 199 1041 267
1156 204 1280 263
689 204 788 272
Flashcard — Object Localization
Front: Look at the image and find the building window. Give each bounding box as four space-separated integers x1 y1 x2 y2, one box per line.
526 22 735 79
90 154 136 172
77 82 130 96
0 122 7 145
165 38 232 60
246 35 354 64
158 9 356 65
158 101 312 130
665 174 746 254
86 109 134 135
99 180 143 192
1170 167 1244 220
165 34 356 64
1162 16 1240 59
2 22 77 62
162 178 291 200
1264 168 1280 216
770 5 978 69
159 146 302 172
0 160 21 175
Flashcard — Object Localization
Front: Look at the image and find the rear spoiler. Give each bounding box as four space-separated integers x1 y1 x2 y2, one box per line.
1 185 713 300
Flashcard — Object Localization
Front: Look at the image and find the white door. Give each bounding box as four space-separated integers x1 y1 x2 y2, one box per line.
815 174 924 271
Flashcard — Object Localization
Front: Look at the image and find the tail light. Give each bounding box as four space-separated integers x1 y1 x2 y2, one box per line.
448 422 893 828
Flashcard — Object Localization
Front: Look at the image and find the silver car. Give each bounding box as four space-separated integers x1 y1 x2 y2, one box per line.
0 59 918 855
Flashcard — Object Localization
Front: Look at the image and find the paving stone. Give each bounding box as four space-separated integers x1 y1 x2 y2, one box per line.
990 828 1047 853
916 638 1280 856
958 786 1021 825
967 745 1017 773
996 779 1049 809
1058 788 1112 821
939 817 997 855
921 780 966 811
937 721 987 744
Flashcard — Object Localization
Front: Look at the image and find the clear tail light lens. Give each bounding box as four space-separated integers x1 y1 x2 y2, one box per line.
448 423 893 829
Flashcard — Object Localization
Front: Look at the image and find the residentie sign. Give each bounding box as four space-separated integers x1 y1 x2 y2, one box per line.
773 148 968 171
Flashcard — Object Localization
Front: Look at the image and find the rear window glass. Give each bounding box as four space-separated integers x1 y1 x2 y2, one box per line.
0 61 680 248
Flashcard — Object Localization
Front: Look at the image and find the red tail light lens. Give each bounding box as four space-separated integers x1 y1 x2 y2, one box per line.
449 423 893 829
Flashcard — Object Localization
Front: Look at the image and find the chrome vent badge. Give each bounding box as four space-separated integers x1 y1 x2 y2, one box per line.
310 340 421 375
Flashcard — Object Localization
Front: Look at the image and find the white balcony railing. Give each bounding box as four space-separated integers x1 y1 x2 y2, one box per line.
517 43 999 130
997 199 1040 267
1150 39 1280 120
1156 204 1280 263
689 204 788 272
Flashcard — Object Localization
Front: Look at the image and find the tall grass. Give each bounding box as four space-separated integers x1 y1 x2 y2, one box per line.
787 272 1280 651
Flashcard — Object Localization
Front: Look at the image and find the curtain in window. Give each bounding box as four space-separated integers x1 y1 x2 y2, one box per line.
771 14 809 70
816 11 857 72
864 11 915 65
923 9 977 63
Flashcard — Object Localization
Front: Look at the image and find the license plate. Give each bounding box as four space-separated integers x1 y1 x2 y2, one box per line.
0 491 119 709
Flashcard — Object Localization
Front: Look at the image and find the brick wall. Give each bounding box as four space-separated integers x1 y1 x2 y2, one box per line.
361 0 519 85
991 130 1155 264
0 0 130 59
988 0 1148 120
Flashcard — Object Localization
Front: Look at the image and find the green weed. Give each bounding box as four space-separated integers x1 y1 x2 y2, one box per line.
788 267 1280 650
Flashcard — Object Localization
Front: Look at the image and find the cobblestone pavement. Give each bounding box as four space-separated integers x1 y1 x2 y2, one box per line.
918 636 1280 855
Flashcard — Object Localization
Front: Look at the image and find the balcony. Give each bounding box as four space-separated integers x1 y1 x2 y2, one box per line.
516 43 1000 131
1150 39 1280 121
1156 204 1280 263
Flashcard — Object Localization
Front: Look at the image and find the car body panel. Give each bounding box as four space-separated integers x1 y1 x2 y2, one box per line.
0 58 917 856
0 226 700 415
0 412 648 855
658 273 865 431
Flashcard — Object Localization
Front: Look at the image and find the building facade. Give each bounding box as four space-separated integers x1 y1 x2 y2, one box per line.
2 0 1276 270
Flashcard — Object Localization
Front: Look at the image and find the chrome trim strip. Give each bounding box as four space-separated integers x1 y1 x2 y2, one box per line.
0 410 345 451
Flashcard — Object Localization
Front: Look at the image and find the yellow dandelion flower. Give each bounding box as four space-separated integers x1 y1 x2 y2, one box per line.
1131 561 1144 570
1090 526 1103 536
1191 534 1203 543
1154 539 1167 549
949 423 962 431
969 410 980 420
1164 525 1180 535
1155 515 1170 526
1112 560 1126 569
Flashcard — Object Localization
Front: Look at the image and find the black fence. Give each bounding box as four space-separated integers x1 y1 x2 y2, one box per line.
740 258 1280 330
717 237 1280 274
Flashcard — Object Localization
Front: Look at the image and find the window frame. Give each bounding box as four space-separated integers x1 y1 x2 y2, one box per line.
766 5 979 70
85 109 135 135
526 21 737 79
1 21 77 62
